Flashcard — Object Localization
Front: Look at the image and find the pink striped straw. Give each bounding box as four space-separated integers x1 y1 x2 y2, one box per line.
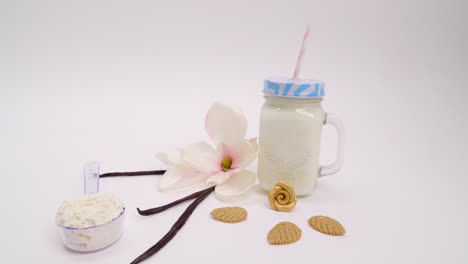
292 24 312 79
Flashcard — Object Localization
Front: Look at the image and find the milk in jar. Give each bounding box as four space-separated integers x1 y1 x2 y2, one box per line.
258 77 344 196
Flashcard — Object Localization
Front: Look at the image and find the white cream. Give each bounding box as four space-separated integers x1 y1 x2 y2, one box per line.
56 193 124 228
56 193 125 251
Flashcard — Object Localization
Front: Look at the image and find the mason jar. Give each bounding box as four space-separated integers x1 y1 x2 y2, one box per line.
258 77 344 196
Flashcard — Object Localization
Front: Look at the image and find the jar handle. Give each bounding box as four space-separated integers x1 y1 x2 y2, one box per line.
320 113 344 177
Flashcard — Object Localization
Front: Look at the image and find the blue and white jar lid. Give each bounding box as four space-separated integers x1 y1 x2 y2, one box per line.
263 77 325 98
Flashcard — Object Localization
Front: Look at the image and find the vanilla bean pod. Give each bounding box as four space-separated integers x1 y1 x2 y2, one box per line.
137 186 214 215
131 186 215 264
100 170 166 178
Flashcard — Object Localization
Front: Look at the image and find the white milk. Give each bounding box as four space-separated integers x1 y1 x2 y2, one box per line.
258 96 325 195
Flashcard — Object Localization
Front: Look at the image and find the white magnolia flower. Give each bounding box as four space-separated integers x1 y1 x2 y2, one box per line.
157 102 258 201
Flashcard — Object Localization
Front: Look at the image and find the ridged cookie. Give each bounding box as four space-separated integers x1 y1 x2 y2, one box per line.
308 216 345 236
210 207 247 223
267 221 302 245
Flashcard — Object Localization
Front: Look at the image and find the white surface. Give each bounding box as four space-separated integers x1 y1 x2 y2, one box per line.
1 0 468 263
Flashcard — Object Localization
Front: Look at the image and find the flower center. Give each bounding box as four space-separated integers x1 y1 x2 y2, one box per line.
221 157 232 172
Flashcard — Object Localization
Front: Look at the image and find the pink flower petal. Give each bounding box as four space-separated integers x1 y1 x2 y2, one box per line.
221 138 258 169
205 102 247 145
214 170 258 201
159 167 211 192
206 170 233 186
157 149 184 167
159 168 184 191
181 141 221 173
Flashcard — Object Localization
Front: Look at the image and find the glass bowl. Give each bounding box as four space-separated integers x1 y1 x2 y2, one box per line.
57 208 125 252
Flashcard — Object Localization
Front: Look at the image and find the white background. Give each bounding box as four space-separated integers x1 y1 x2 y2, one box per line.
1 0 467 263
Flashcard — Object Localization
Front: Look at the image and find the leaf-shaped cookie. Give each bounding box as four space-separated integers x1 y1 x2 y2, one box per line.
308 216 345 236
267 221 302 245
210 207 247 223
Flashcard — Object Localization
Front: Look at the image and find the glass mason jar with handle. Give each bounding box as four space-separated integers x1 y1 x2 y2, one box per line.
258 77 344 196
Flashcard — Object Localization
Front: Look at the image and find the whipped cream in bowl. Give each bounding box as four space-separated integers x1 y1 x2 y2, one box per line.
55 193 125 252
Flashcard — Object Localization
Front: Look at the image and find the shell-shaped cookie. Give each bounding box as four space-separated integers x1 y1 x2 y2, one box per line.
210 207 247 223
308 216 345 236
267 221 302 245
